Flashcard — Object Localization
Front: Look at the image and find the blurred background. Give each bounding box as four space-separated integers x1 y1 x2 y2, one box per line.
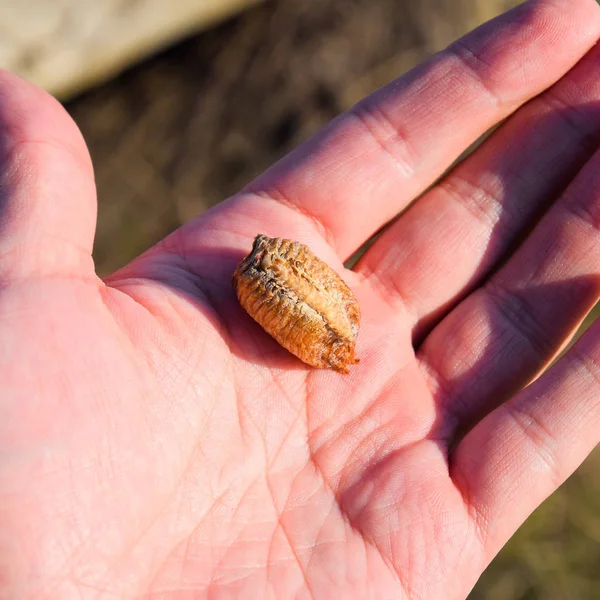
4 0 600 597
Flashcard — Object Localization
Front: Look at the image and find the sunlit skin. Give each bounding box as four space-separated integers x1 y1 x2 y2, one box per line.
3 0 600 597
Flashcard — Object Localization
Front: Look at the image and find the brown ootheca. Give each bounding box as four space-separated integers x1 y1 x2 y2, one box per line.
232 234 360 373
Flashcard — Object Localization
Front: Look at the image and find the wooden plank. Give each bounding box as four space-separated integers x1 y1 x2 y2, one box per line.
0 0 262 99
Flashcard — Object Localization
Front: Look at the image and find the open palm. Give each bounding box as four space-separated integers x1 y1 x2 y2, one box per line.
4 0 600 597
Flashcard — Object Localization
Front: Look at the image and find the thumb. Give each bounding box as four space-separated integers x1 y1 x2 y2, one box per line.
0 70 97 281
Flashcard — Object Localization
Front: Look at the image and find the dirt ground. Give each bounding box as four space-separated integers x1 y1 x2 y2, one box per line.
63 1 600 598
65 0 518 275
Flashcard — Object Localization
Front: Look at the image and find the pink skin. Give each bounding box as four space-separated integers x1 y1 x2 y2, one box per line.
2 0 600 597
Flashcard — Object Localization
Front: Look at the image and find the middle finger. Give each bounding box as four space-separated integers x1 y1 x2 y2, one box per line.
357 38 600 341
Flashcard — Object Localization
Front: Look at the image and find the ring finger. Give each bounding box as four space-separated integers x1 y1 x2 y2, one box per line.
420 140 600 436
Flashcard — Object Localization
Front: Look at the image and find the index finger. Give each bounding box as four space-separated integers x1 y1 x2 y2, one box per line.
238 0 600 258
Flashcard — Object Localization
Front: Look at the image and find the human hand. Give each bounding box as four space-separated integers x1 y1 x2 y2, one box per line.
3 0 600 597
